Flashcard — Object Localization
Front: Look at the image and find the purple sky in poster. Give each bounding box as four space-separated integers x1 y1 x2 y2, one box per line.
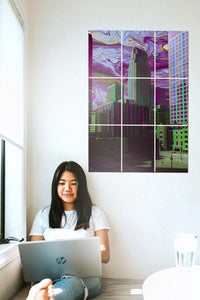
155 31 169 78
123 31 155 76
90 31 122 77
89 31 186 110
89 30 169 80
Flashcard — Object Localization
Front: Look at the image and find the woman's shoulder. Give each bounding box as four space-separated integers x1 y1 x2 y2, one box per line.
91 205 106 217
30 205 50 235
35 205 50 219
91 205 110 230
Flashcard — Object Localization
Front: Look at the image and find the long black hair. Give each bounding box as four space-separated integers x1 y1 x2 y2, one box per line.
49 161 92 230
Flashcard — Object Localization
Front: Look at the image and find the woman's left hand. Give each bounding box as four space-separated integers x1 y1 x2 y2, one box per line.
95 229 110 263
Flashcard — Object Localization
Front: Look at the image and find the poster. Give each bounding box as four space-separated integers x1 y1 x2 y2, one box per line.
89 31 188 172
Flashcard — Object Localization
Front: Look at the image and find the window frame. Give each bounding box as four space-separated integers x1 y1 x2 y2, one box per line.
0 140 5 240
0 0 25 244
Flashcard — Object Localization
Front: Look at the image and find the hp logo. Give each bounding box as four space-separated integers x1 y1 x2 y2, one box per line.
56 256 67 264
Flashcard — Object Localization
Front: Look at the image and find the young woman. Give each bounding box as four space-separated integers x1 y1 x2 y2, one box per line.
29 161 110 300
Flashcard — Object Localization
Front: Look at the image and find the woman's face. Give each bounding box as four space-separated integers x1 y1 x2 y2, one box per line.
57 171 78 210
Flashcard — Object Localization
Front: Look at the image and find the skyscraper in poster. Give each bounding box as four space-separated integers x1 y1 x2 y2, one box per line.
168 31 188 154
168 31 188 125
127 47 152 124
128 47 151 105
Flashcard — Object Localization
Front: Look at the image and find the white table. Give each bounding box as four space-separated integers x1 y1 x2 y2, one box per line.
142 266 200 300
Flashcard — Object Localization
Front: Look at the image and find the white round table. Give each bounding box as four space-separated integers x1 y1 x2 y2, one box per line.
142 266 200 300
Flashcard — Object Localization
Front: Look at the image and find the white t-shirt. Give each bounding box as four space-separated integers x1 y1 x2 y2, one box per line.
29 205 110 241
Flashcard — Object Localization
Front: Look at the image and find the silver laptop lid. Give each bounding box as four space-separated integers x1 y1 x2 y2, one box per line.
18 237 102 282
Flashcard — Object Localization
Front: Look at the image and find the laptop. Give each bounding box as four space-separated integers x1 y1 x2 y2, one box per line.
18 237 102 282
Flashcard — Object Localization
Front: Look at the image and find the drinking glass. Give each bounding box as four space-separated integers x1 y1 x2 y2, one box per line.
174 233 198 268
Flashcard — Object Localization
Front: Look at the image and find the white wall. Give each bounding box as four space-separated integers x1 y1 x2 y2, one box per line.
27 0 200 279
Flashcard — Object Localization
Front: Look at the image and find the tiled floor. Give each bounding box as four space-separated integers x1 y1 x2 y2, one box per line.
11 278 144 300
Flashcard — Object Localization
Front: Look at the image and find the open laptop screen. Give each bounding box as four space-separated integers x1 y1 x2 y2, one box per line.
18 237 102 282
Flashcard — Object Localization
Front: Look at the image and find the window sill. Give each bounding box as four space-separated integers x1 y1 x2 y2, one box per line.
0 241 19 269
0 241 24 299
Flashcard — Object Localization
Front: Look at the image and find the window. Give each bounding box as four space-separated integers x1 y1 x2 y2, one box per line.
0 0 25 241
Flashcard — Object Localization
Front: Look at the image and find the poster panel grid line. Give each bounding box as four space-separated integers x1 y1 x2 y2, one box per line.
89 124 156 127
89 124 188 128
89 77 189 80
121 30 123 172
153 31 157 172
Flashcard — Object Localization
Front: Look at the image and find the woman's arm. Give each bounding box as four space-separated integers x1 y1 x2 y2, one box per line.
95 229 110 264
30 235 45 241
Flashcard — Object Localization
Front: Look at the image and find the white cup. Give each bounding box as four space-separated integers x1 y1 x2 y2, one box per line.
174 233 198 268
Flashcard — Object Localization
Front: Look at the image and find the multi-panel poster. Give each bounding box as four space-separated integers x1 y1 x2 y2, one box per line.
88 31 188 172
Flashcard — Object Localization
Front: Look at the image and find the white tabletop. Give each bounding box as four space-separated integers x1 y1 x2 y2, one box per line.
142 266 200 300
